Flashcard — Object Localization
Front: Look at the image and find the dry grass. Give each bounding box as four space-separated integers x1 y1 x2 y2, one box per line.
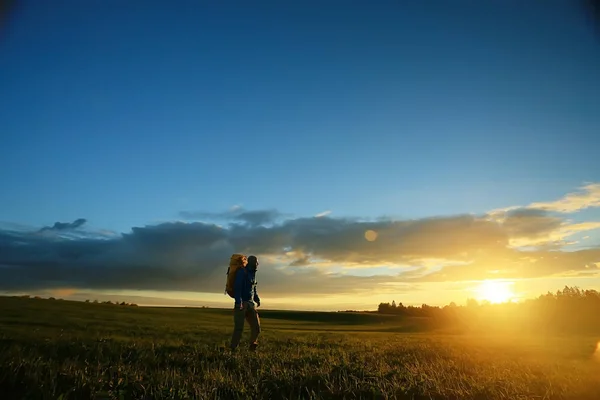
1 297 599 399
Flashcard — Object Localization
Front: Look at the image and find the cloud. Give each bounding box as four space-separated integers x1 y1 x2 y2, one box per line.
2 183 600 296
500 208 563 239
0 221 35 232
289 254 312 266
486 185 600 248
2 215 466 294
0 221 232 293
255 214 509 265
234 210 284 226
490 183 600 216
0 223 400 297
0 218 595 295
39 218 86 232
405 247 600 282
315 210 332 218
493 209 600 249
528 183 600 213
179 207 286 227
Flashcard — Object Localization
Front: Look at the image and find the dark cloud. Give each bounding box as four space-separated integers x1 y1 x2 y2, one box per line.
233 210 283 226
179 208 286 227
500 208 563 239
487 206 600 249
1 209 599 295
1 220 387 295
228 215 509 264
39 218 86 232
0 222 232 293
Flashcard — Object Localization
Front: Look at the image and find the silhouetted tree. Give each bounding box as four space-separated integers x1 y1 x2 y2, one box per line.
376 286 600 335
466 298 479 308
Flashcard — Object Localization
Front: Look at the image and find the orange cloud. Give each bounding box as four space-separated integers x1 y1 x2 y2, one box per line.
528 183 600 213
491 183 600 216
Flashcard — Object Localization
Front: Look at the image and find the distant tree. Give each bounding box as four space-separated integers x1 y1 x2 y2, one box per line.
376 285 600 335
378 302 392 314
85 299 90 303
466 298 479 308
48 297 56 300
391 300 397 308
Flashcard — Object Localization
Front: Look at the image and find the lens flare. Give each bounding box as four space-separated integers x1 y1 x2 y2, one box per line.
364 230 378 242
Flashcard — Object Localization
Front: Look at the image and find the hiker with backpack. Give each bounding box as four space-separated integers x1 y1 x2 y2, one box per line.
225 254 261 351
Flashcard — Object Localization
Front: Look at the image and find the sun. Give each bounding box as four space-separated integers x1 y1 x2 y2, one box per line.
475 280 515 304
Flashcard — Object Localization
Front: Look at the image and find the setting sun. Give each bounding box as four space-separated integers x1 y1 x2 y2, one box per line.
475 280 516 304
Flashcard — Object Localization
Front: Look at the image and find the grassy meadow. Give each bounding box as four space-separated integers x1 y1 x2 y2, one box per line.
1 296 600 399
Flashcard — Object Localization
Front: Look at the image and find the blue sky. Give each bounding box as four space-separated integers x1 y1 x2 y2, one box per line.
1 1 599 232
1 1 599 309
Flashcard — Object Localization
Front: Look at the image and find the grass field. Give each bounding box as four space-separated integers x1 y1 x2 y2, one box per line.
1 297 600 399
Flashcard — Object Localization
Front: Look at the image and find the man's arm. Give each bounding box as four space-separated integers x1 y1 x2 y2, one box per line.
234 269 245 307
253 284 261 306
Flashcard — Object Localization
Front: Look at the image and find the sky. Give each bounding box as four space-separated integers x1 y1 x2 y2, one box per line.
1 1 599 311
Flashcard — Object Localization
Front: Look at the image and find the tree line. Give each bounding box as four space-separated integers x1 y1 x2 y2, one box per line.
13 295 138 307
377 286 600 334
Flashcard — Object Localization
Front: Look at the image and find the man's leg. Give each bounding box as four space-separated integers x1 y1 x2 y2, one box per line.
246 305 261 351
230 305 246 350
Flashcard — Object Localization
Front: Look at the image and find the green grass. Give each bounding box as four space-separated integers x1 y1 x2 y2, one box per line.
1 297 600 399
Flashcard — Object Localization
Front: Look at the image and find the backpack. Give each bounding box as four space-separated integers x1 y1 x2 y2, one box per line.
225 254 247 298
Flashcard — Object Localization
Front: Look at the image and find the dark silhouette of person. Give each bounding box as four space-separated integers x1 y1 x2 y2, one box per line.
230 255 261 351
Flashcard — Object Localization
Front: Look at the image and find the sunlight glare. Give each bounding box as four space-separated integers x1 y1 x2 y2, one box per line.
475 280 515 304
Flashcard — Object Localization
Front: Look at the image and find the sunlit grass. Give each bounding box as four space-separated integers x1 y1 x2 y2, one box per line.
1 296 599 399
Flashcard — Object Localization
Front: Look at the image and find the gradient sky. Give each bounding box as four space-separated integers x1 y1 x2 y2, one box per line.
1 1 599 310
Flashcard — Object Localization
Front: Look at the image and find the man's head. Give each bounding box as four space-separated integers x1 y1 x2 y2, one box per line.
247 255 259 271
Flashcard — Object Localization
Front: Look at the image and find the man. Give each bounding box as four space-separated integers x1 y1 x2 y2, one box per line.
230 255 261 351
